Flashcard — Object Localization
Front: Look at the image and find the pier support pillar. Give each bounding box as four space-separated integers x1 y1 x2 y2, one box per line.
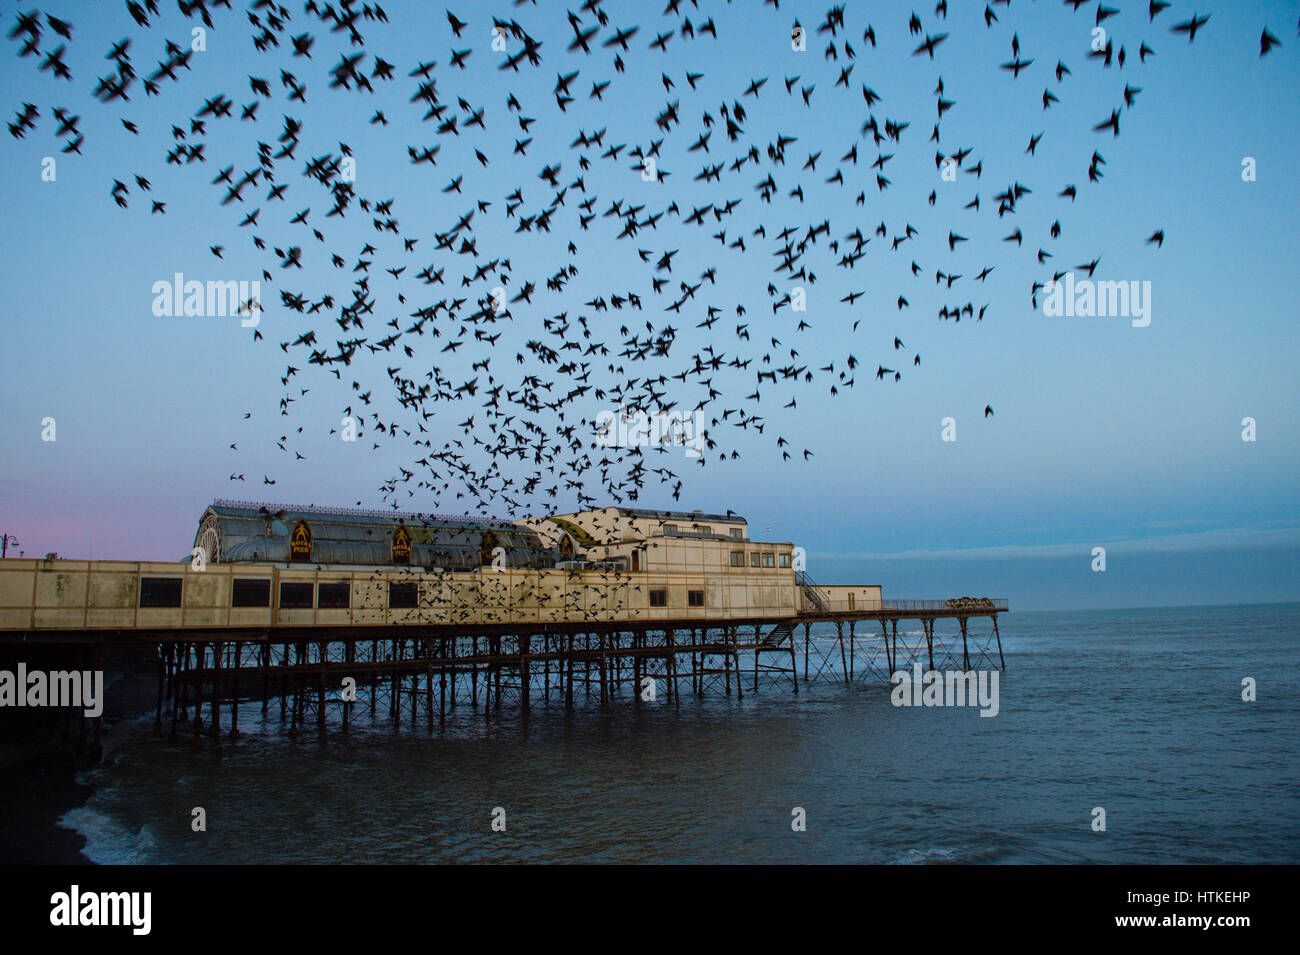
230 641 242 741
734 627 743 700
318 641 328 739
666 628 677 703
520 633 531 715
192 643 205 741
891 620 899 676
169 642 183 739
836 621 848 684
789 625 799 695
599 631 609 708
565 632 575 708
803 623 811 681
439 637 448 722
210 641 222 751
342 641 354 733
154 643 168 736
260 637 270 716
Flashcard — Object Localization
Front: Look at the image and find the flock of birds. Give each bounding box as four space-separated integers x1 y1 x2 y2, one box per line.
4 0 1290 525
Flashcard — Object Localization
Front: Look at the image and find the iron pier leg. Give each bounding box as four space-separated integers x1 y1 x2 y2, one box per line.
169 643 183 739
471 635 479 707
281 643 290 722
734 628 743 700
670 631 681 706
690 629 699 697
392 638 403 727
723 628 732 696
192 643 204 741
789 625 799 695
343 641 354 734
449 636 457 710
230 641 241 740
520 633 531 715
542 633 550 703
837 622 848 684
210 642 222 750
565 632 575 708
154 643 168 736
318 641 328 739
370 640 378 717
261 638 270 716
599 631 609 708
803 623 811 681
632 631 642 703
494 636 504 711
891 621 898 677
439 637 447 723
849 621 855 681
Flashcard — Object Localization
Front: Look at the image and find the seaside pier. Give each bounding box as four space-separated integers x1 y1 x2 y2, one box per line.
0 502 1008 748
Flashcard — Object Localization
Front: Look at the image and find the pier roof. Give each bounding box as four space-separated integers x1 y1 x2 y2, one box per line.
610 506 745 525
194 501 553 569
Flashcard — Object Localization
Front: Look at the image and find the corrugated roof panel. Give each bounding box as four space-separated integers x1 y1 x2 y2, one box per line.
197 501 558 568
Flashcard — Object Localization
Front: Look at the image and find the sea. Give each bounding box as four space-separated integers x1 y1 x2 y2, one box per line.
57 603 1300 864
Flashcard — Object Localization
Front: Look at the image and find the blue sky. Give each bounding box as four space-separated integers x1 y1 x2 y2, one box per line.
0 0 1296 609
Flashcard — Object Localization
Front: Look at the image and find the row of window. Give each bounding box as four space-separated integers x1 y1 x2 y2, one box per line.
273 581 352 609
662 524 745 539
729 552 791 568
139 579 715 611
139 577 358 610
648 589 705 607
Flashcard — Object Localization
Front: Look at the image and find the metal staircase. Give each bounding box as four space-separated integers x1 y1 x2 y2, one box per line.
796 571 830 612
761 622 794 646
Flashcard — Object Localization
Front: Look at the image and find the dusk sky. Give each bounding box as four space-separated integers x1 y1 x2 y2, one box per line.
1 0 1296 610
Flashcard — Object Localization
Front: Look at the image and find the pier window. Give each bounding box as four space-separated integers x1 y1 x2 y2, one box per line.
778 553 791 568
279 582 314 609
231 578 271 607
389 581 419 609
139 577 182 608
730 551 744 567
317 581 351 609
649 589 667 608
750 552 761 567
688 590 705 607
762 553 775 568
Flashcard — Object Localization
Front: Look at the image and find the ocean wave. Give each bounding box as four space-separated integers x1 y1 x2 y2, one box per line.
57 804 158 865
891 846 961 865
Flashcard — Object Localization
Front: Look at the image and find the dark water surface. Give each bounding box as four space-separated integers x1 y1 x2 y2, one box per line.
60 603 1300 863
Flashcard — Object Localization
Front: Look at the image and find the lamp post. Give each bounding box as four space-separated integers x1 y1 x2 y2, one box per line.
0 534 17 558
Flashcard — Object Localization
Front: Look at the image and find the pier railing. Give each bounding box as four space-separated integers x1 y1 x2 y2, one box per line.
802 597 1009 614
886 598 1007 612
